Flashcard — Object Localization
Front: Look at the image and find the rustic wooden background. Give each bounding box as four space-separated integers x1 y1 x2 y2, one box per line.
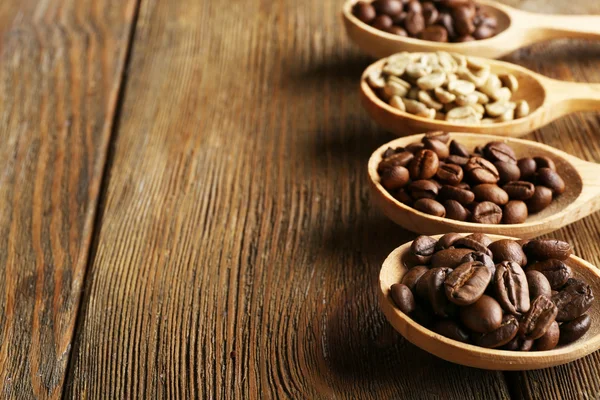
1 0 600 398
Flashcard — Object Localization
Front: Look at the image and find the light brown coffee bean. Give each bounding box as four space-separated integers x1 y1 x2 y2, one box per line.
526 185 553 213
409 149 440 180
537 168 565 195
472 184 509 205
444 200 469 221
488 239 527 266
502 200 528 224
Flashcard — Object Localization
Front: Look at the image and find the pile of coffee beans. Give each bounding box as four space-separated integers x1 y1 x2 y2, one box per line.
352 0 498 42
377 132 565 224
367 51 529 123
390 234 594 350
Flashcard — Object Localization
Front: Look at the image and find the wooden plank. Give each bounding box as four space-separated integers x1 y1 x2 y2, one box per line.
64 0 513 398
0 0 138 398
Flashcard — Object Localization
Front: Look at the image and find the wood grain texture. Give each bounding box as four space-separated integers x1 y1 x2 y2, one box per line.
0 0 138 398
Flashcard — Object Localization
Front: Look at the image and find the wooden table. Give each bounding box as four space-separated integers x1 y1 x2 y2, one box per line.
1 0 600 398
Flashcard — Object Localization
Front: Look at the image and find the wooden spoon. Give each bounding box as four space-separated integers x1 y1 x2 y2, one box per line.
379 233 600 370
361 56 600 137
342 0 600 59
368 133 600 238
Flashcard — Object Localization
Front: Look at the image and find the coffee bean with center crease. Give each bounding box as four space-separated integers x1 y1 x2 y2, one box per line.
495 261 530 315
461 251 495 277
466 157 499 184
519 295 558 340
552 278 594 322
415 198 446 217
484 142 517 164
534 156 556 171
390 283 416 314
436 164 463 185
446 155 469 166
427 267 457 317
409 149 439 180
488 239 527 266
380 165 410 190
524 239 572 261
435 232 463 251
444 200 469 221
410 235 438 264
526 185 553 213
444 261 492 305
471 201 502 224
527 259 571 289
460 295 503 333
472 184 509 205
454 237 493 257
535 320 560 351
503 336 534 351
409 180 439 200
432 320 470 343
502 200 528 224
518 157 537 180
474 314 519 348
560 314 591 344
502 181 535 200
537 168 566 195
402 265 430 291
495 161 521 185
526 270 552 299
465 233 493 247
439 185 475 205
449 140 470 157
430 248 474 269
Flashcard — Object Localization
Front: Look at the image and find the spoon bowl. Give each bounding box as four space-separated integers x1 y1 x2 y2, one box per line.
368 133 600 238
343 0 600 59
380 233 600 370
361 56 600 137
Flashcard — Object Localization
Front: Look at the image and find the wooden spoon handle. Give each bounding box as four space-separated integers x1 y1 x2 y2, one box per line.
526 13 600 40
540 78 600 115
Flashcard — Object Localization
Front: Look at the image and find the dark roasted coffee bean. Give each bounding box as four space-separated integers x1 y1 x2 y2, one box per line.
495 261 530 315
415 198 446 217
502 200 528 224
527 259 571 289
416 269 435 300
484 142 517 164
519 295 558 340
488 239 527 266
423 137 450 159
454 237 493 257
409 149 439 180
452 5 475 36
390 283 416 314
502 181 535 200
436 163 463 185
419 25 449 42
410 235 438 264
439 185 475 205
535 321 560 351
429 178 442 190
471 201 502 224
526 270 552 299
503 336 534 351
406 142 425 153
435 233 463 251
475 315 519 348
465 157 499 184
526 185 553 213
456 182 470 190
382 147 403 159
439 0 471 8
534 156 556 171
444 200 469 221
353 1 377 23
402 265 430 291
405 0 423 13
428 267 457 317
460 295 503 333
412 304 435 328
432 320 470 343
472 184 509 205
380 165 410 190
449 140 469 157
454 34 475 42
446 155 469 166
421 1 439 25
473 23 495 40
391 11 407 25
559 314 591 344
431 248 474 269
518 157 537 180
372 14 394 30
537 168 565 195
460 251 495 276
524 239 572 261
380 151 415 169
387 25 408 36
445 261 492 305
553 278 594 322
409 179 439 200
405 10 426 36
372 0 403 16
495 161 521 185
465 233 492 247
394 188 414 206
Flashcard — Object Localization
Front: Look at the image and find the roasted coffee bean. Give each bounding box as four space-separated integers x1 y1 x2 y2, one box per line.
444 200 469 221
559 314 591 344
427 267 457 317
460 295 503 333
424 131 450 144
446 155 469 166
436 163 463 185
409 179 439 200
488 239 527 266
405 0 423 13
419 25 449 42
484 142 517 164
475 315 519 348
402 265 430 291
495 161 521 185
412 304 435 328
422 1 439 25
439 185 475 205
503 336 534 351
454 237 493 257
394 189 414 206
519 295 558 340
380 151 415 168
502 181 535 200
410 235 438 264
471 201 502 224
456 182 470 190
438 12 456 38
423 138 450 159
472 184 509 205
495 261 530 315
518 157 537 180
452 5 475 36
449 140 470 157
382 147 403 159
430 248 474 269
390 283 416 314
416 269 436 300
372 14 394 30
465 233 493 247
435 232 463 251
439 0 471 8
380 165 410 190
537 168 566 195
372 0 403 16
445 261 492 305
406 142 425 153
454 34 475 42
527 259 572 289
353 1 377 23
534 156 556 171
524 239 572 261
526 270 552 299
502 200 528 224
552 278 594 322
526 185 553 213
460 251 495 276
409 149 439 180
387 25 408 36
432 319 470 343
415 198 446 217
466 157 500 184
429 179 442 190
405 9 426 35
535 321 560 351
473 23 495 40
